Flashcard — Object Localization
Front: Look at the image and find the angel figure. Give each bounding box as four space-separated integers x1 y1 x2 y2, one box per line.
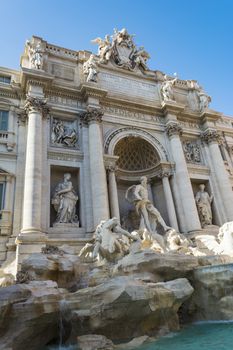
91 35 112 63
133 46 150 70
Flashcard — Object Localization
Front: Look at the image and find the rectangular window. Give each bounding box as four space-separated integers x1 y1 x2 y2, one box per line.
0 75 11 84
0 111 8 131
0 183 4 210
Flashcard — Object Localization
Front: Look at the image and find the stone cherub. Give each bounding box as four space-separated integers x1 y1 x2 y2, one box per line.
79 217 138 262
91 35 113 63
195 184 213 228
133 46 150 70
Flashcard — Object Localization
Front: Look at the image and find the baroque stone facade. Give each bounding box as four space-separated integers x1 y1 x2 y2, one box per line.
0 29 233 266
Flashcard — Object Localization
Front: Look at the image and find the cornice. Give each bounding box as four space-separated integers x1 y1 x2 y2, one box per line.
102 96 163 115
80 83 108 101
201 109 223 124
48 148 84 162
187 163 210 176
20 67 54 92
161 101 185 116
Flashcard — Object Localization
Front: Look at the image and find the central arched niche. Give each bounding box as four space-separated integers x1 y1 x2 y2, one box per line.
114 136 160 171
114 136 165 231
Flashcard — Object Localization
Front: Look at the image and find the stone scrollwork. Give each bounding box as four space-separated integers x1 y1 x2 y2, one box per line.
165 122 183 138
80 107 104 125
183 140 201 163
91 28 150 72
201 129 222 144
24 95 49 117
51 118 78 148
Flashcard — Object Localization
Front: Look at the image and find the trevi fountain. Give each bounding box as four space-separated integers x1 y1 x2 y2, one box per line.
1 28 233 349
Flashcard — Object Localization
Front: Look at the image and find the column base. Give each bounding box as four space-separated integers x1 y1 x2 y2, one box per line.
15 231 47 269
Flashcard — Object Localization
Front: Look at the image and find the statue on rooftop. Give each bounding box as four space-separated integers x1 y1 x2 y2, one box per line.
26 40 44 69
83 54 99 82
91 28 150 71
91 35 113 64
160 75 177 102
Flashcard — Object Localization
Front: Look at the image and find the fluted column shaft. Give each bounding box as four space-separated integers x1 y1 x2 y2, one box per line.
166 122 201 232
81 108 109 227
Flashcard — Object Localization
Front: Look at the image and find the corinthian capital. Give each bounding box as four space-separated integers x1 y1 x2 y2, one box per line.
80 107 104 125
24 95 49 117
200 129 222 144
165 122 183 138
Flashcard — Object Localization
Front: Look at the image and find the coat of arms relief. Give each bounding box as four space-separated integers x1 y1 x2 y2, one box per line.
91 28 150 72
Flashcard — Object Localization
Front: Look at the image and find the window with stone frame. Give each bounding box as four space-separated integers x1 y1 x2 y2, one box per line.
0 75 11 84
0 110 9 131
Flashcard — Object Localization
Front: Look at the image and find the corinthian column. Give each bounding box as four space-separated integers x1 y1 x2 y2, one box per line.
106 164 120 220
201 129 233 222
165 122 201 232
21 95 49 236
16 94 49 267
159 170 179 231
81 107 109 227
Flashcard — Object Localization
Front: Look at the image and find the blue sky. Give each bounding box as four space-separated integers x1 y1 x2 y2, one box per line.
1 0 233 116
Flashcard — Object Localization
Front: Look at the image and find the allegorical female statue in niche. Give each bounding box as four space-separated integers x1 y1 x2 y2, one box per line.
195 184 213 228
52 173 79 224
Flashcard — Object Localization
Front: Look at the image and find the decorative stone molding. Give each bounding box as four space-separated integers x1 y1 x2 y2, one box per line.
105 164 118 173
165 122 183 137
80 107 104 125
157 170 171 179
200 129 223 144
104 126 169 161
48 149 84 162
24 95 49 117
